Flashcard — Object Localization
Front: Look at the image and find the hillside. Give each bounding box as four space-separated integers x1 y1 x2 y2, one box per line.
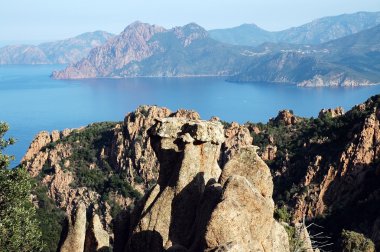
209 11 380 46
248 95 380 250
0 31 114 64
229 25 380 86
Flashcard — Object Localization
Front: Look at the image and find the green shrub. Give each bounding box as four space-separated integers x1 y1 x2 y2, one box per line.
76 166 105 192
0 123 44 252
274 205 292 223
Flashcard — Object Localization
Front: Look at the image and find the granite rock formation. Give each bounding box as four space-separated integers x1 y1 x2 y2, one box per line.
23 106 273 251
59 202 110 252
125 118 289 252
318 107 345 118
270 110 298 126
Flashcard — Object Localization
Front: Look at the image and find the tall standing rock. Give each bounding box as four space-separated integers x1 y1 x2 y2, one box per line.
60 202 87 252
126 117 289 252
84 214 110 252
127 118 225 251
203 146 288 252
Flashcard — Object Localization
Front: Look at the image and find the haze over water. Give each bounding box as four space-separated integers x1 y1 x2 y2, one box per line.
2 64 380 164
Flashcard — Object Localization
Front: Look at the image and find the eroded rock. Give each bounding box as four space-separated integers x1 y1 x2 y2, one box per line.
127 118 225 251
60 202 87 252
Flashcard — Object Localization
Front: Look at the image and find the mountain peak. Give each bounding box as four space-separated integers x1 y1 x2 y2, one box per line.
172 23 208 46
123 21 166 34
74 31 115 41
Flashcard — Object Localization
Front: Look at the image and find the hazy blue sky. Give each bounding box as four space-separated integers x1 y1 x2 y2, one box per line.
1 0 379 42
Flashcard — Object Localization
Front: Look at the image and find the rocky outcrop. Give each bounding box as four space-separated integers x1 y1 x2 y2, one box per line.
293 104 380 222
221 122 253 165
22 130 74 177
22 131 51 162
271 110 298 126
60 202 87 252
127 118 225 251
261 145 277 161
85 214 110 252
59 203 110 252
24 106 260 251
318 107 345 118
126 118 289 252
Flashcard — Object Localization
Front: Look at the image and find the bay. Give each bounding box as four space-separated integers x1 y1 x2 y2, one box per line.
1 64 380 164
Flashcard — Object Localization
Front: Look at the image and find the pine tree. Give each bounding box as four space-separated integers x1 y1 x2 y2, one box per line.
0 122 44 252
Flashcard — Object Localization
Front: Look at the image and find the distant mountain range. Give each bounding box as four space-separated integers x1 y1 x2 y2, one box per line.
1 11 379 87
53 16 380 87
209 11 380 46
229 24 380 86
0 31 114 64
52 22 252 79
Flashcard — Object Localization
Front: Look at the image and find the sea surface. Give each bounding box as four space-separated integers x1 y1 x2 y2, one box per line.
2 64 380 165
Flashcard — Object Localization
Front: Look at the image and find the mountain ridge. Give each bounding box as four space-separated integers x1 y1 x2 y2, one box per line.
52 21 380 87
209 11 380 46
52 22 251 79
0 31 115 64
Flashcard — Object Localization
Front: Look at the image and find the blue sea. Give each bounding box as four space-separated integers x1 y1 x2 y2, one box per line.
1 64 380 165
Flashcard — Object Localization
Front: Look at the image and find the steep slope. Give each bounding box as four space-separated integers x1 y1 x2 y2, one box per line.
209 11 380 46
0 31 114 64
52 22 252 79
248 95 380 250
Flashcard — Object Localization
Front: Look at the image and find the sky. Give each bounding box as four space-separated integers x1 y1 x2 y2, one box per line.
1 0 379 43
